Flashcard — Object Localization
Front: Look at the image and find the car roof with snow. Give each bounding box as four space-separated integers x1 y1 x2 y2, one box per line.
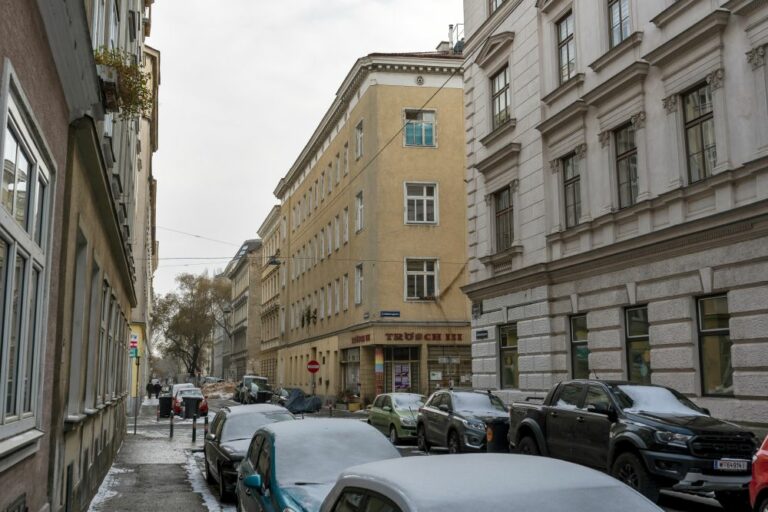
321 454 663 512
224 403 290 416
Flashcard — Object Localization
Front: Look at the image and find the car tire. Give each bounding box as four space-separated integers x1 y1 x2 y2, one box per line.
758 496 768 512
204 459 215 485
218 465 231 502
389 425 399 445
516 435 540 456
417 425 430 453
448 430 461 454
714 491 750 512
610 452 659 503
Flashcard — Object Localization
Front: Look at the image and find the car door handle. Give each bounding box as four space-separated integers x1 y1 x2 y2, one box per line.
549 411 558 418
576 416 584 423
245 489 251 496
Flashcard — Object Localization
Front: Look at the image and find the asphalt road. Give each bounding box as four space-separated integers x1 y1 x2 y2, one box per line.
200 398 723 512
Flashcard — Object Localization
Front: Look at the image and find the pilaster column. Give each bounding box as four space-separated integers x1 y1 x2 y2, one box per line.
631 111 651 202
748 45 768 158
707 68 732 173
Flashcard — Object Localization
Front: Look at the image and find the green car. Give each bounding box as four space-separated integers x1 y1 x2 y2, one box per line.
368 393 426 444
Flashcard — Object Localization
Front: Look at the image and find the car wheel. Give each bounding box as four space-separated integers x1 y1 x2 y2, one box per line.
204 459 215 485
759 496 768 512
714 491 750 512
389 425 399 445
516 436 540 455
417 425 430 453
610 452 659 502
448 430 461 454
218 465 231 502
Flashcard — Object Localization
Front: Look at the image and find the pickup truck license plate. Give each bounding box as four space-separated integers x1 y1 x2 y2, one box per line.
714 459 748 471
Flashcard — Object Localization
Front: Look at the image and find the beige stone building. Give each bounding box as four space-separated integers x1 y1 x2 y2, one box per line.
257 206 282 384
271 47 470 405
226 240 262 379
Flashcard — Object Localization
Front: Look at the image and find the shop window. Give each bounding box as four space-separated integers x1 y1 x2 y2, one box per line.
499 323 518 389
570 315 589 379
341 348 360 396
698 296 732 396
625 306 650 384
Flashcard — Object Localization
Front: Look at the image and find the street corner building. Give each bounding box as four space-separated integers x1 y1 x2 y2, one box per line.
462 0 768 426
254 43 472 406
0 1 159 511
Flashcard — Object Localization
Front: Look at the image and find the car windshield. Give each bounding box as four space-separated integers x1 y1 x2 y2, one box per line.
178 389 203 398
453 393 507 413
612 385 706 416
250 381 272 392
392 394 425 411
221 412 294 442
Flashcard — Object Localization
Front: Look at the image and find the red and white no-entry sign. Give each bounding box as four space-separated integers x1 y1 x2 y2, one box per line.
307 360 320 373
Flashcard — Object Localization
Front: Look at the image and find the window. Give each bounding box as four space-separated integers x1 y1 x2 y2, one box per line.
405 183 437 224
405 259 437 300
332 488 402 512
570 315 589 379
0 89 53 434
320 172 326 201
319 289 325 319
499 324 519 389
355 192 364 232
335 154 341 183
683 83 716 184
355 120 364 159
320 228 325 260
698 296 732 396
343 207 349 243
555 383 583 409
608 0 631 48
343 274 349 310
625 307 650 384
334 215 340 250
491 66 510 129
615 123 638 208
326 284 332 318
314 180 319 207
308 187 313 212
562 154 581 228
493 186 514 252
354 264 363 305
334 279 340 314
326 222 332 256
327 164 333 195
489 0 506 14
557 11 576 84
404 110 435 147
343 143 349 175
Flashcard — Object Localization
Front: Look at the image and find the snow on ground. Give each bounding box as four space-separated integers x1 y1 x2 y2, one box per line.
186 452 236 512
142 397 159 406
88 466 133 511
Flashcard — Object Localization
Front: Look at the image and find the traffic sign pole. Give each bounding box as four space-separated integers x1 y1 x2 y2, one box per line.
307 360 320 397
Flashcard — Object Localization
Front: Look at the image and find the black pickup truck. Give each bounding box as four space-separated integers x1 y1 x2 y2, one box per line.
508 379 759 511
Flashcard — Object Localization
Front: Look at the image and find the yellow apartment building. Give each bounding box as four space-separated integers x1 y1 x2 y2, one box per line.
271 47 469 405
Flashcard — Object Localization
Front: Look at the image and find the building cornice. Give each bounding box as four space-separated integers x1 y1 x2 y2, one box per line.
643 9 730 67
651 0 699 28
257 205 282 238
464 0 526 58
536 100 588 136
582 61 650 106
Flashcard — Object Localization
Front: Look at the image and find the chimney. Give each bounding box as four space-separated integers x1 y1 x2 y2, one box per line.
436 41 451 53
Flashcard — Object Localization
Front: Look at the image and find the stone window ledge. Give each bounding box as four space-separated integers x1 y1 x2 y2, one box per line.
542 74 584 107
480 245 523 267
480 118 517 147
651 0 698 28
590 32 644 73
0 429 44 473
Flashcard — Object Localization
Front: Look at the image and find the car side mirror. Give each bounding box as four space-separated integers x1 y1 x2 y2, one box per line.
243 473 262 492
702 407 711 416
587 404 616 421
205 433 216 442
438 404 450 413
383 406 391 412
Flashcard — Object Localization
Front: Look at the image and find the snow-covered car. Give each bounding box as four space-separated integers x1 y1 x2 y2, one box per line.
173 387 208 416
319 454 664 512
236 419 400 511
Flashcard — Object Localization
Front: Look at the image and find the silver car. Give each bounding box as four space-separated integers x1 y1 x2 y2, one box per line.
320 454 664 512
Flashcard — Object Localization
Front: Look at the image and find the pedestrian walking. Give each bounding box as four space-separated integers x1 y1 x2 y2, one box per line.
153 382 161 398
145 380 153 400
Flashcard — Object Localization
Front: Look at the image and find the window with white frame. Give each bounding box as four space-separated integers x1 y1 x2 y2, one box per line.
343 207 349 244
405 259 437 300
683 83 716 184
557 11 576 84
319 288 325 319
405 183 437 224
92 0 106 48
343 143 349 175
327 164 333 195
355 120 364 159
343 274 349 310
334 279 340 314
335 154 341 183
489 0 506 14
326 284 332 318
491 66 510 130
334 215 340 250
0 83 53 435
314 180 319 208
326 222 332 256
355 192 364 232
320 172 325 201
404 110 436 147
320 228 325 260
608 0 630 48
354 264 363 305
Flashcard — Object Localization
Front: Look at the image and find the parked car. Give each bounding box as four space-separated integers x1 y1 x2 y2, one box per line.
170 382 194 399
416 389 508 453
204 404 295 501
235 375 270 403
319 454 663 512
282 387 322 414
244 379 273 404
751 435 768 512
368 393 425 444
508 379 759 510
271 387 294 406
236 419 400 512
172 387 208 416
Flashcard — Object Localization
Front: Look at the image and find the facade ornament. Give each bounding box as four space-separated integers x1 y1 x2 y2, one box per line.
484 193 493 205
747 45 766 70
662 95 677 114
510 179 519 192
549 159 562 174
706 68 725 89
630 111 647 129
574 143 587 160
598 131 611 147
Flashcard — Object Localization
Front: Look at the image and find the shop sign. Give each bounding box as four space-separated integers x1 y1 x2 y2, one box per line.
475 330 489 340
351 334 371 344
429 371 442 381
129 348 138 358
384 332 463 342
438 356 460 364
380 311 400 318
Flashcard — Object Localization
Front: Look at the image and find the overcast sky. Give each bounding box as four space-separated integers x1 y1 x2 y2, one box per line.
147 1 464 296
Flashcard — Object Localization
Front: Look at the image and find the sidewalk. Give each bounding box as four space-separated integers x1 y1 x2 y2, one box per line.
89 400 228 512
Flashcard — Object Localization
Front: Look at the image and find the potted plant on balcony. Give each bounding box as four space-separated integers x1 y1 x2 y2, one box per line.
94 47 152 120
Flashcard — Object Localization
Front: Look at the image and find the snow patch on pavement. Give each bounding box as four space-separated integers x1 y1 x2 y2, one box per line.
88 466 133 511
185 451 236 512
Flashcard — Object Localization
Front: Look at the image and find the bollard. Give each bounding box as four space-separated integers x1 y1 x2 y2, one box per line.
192 414 198 443
329 403 334 418
204 414 209 436
170 411 174 438
156 405 160 422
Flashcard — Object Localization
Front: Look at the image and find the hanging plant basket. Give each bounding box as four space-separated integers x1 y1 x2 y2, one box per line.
94 47 152 120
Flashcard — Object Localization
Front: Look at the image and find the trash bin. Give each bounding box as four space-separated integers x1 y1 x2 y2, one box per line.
182 396 202 419
486 419 510 453
158 395 173 418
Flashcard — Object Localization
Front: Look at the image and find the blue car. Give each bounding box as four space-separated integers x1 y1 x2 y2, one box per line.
236 418 400 512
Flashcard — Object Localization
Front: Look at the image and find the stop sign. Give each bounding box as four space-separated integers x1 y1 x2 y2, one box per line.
307 360 320 373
